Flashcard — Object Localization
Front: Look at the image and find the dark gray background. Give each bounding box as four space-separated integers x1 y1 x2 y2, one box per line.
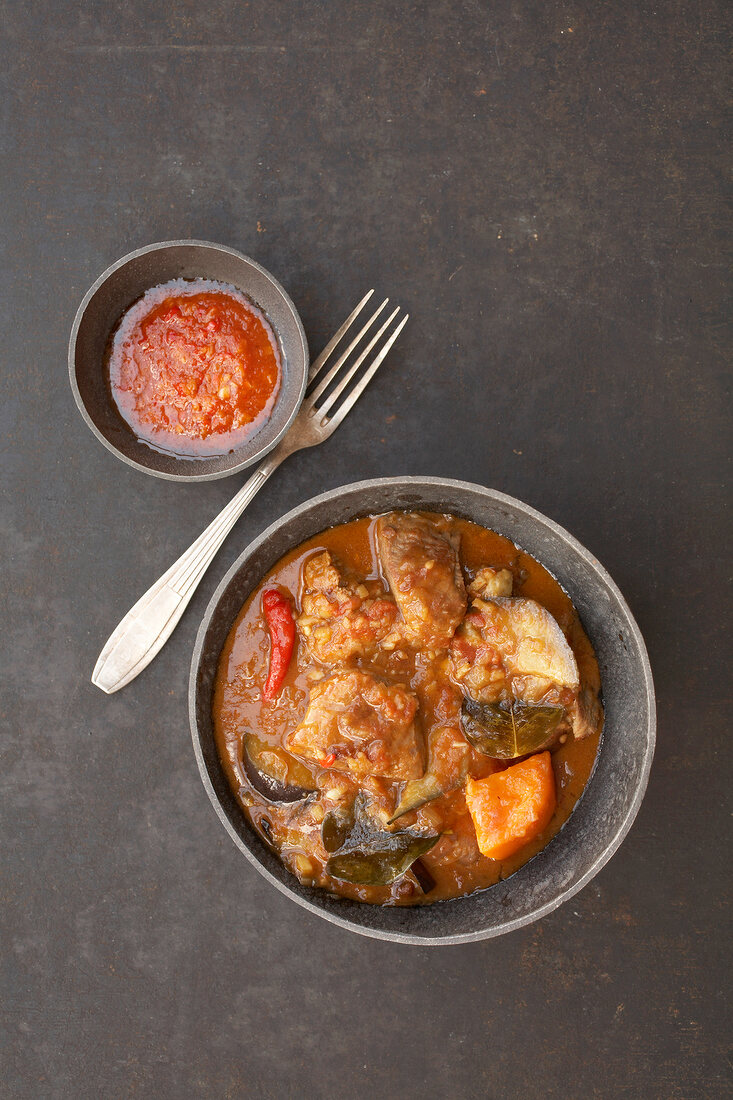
2 2 730 1098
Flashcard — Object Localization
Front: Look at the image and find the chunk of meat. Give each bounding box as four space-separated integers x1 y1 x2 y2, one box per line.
451 596 579 706
302 550 341 594
389 723 470 821
449 595 601 743
566 684 604 741
287 669 424 782
465 752 557 860
296 551 397 665
426 795 485 867
467 566 513 599
376 513 467 649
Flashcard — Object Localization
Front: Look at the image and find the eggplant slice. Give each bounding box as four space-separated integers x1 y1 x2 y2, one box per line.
388 723 471 823
410 858 437 895
388 773 444 823
242 736 316 804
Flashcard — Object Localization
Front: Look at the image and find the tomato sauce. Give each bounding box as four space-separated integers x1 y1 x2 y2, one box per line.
107 279 281 457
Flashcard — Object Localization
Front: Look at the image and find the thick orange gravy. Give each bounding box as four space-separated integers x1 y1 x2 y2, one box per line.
213 514 602 906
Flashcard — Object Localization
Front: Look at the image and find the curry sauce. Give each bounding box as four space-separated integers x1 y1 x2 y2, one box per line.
213 514 602 906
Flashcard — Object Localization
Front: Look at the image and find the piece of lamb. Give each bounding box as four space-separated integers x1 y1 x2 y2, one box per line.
287 668 424 782
376 513 466 650
296 550 397 665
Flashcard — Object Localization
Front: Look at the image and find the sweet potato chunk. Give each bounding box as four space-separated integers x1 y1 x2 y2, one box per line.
376 513 466 649
287 669 423 782
465 752 556 860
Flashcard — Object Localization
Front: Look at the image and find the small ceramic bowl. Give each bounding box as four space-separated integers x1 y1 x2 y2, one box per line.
189 477 656 944
68 240 308 481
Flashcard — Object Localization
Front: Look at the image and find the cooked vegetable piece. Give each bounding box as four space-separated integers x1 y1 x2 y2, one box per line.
321 804 353 853
467 566 513 599
465 752 556 860
410 859 437 895
388 723 471 822
461 698 565 759
242 736 315 804
322 794 439 885
262 589 296 701
486 598 578 686
388 773 443 822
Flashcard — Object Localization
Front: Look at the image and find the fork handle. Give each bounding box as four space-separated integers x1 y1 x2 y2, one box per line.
91 446 287 694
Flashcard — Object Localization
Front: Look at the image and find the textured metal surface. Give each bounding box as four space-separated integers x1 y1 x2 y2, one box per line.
2 1 729 1097
190 477 655 943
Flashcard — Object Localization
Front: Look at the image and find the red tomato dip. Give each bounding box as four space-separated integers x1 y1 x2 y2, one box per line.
107 279 281 457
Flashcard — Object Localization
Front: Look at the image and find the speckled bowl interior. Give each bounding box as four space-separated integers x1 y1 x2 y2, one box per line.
68 240 308 481
189 477 655 943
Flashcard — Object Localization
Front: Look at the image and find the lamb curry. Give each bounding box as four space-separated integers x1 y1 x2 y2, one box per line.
213 512 603 906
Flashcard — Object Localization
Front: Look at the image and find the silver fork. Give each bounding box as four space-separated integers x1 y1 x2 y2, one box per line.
92 291 408 694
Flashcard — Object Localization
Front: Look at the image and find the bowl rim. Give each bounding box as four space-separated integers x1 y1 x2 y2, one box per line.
67 239 309 482
189 476 656 943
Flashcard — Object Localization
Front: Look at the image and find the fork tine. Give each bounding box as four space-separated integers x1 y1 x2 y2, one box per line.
308 298 390 403
307 289 375 383
323 314 409 431
316 306 400 420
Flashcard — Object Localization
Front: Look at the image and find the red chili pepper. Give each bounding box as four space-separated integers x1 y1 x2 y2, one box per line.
262 589 295 701
322 752 336 767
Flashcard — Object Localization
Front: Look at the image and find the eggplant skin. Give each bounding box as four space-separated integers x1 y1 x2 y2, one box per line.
242 743 314 804
387 773 443 823
460 698 565 759
410 858 437 895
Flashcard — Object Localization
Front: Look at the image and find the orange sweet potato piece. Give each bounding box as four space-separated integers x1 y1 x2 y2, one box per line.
465 752 557 860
